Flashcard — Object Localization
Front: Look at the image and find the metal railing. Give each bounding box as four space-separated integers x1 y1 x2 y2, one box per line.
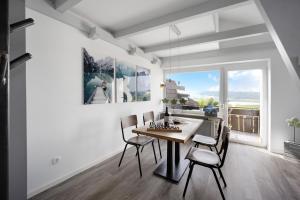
228 108 260 134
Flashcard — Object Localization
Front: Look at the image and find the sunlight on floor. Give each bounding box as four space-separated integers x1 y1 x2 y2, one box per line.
229 130 261 147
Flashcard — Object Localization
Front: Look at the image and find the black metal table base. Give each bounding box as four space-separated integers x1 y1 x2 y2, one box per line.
154 159 189 183
153 140 189 183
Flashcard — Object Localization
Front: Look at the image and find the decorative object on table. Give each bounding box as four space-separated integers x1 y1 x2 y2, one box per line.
147 122 182 133
83 48 114 104
286 117 300 143
115 60 137 103
147 126 182 133
136 66 151 101
164 106 170 127
203 104 219 117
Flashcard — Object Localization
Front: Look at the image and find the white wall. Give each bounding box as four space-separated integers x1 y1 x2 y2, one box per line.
163 44 300 154
26 8 163 197
254 0 300 88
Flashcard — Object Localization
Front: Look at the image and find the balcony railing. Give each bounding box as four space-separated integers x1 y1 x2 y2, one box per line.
228 108 260 134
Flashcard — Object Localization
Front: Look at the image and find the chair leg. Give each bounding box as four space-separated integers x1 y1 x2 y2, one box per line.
183 163 195 197
136 146 142 177
218 168 227 187
118 144 128 167
211 168 225 200
157 139 162 158
214 146 221 161
152 141 157 164
141 145 144 153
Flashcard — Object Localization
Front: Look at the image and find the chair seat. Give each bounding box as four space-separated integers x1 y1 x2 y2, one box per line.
192 134 216 146
127 136 154 146
186 147 220 165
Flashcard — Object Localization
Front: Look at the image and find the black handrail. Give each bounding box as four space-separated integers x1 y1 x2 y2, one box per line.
10 53 32 70
0 54 8 85
10 18 34 33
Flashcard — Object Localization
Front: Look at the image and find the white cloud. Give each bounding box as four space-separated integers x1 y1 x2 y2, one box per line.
228 70 261 81
208 73 218 82
207 85 219 92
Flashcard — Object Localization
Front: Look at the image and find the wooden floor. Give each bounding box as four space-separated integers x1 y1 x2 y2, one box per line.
31 141 300 200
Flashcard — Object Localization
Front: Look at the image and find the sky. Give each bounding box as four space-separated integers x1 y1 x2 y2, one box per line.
167 69 262 100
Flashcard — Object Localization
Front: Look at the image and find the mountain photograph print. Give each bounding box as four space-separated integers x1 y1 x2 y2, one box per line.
83 48 114 104
136 66 151 101
115 60 136 103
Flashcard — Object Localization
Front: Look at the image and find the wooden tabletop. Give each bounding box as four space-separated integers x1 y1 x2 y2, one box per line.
132 117 203 143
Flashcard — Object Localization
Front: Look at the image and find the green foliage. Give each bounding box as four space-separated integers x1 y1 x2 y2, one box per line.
179 98 187 105
171 98 178 105
162 98 169 104
197 98 219 108
286 117 300 128
198 98 206 108
212 101 219 107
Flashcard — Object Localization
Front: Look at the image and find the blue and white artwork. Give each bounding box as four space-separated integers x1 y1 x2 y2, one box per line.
136 66 151 101
115 60 136 103
83 48 114 104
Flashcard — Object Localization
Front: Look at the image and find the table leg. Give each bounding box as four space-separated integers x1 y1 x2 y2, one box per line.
175 142 180 164
154 140 189 183
167 140 173 175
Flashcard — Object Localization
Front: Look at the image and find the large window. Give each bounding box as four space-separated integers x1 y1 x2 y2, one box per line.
166 70 220 109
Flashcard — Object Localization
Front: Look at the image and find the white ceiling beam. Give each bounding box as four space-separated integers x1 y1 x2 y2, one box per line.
143 24 268 53
114 0 251 38
161 42 276 68
26 0 161 65
53 0 83 13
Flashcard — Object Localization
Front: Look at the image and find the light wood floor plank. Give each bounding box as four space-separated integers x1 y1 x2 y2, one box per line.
30 141 300 200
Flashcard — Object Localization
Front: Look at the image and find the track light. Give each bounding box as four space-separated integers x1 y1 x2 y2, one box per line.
151 58 158 64
127 46 136 55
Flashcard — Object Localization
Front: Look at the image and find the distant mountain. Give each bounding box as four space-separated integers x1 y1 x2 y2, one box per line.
197 91 260 102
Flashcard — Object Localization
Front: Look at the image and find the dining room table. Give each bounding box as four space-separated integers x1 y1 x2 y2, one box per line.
132 117 203 183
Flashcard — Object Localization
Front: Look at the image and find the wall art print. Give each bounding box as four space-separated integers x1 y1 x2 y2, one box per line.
115 60 137 103
136 66 151 101
83 48 114 104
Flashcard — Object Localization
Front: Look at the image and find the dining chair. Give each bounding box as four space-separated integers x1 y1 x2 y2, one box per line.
142 111 162 158
192 118 224 158
183 128 230 200
118 115 157 177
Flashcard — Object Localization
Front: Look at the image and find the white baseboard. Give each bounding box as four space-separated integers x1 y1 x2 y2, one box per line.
27 146 125 199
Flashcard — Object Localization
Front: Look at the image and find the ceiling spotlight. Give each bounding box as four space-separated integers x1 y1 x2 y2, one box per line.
151 58 158 64
127 46 136 55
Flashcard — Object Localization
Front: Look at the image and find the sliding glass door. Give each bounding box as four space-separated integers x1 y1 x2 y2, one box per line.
222 67 267 147
165 65 268 147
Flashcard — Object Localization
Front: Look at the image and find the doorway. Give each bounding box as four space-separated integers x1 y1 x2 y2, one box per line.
222 67 268 147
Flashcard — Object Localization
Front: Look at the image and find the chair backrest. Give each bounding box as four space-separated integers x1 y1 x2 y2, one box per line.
219 126 230 168
215 118 224 145
143 111 154 125
120 115 138 142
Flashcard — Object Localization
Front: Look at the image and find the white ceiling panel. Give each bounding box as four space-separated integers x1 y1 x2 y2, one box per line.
154 42 219 57
219 34 272 49
219 3 265 31
72 0 207 32
128 14 216 47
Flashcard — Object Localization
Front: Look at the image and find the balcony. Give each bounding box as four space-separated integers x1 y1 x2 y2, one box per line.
228 107 260 135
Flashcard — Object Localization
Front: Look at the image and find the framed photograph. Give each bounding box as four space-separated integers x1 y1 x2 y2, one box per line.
115 60 137 103
83 48 114 104
136 66 151 101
